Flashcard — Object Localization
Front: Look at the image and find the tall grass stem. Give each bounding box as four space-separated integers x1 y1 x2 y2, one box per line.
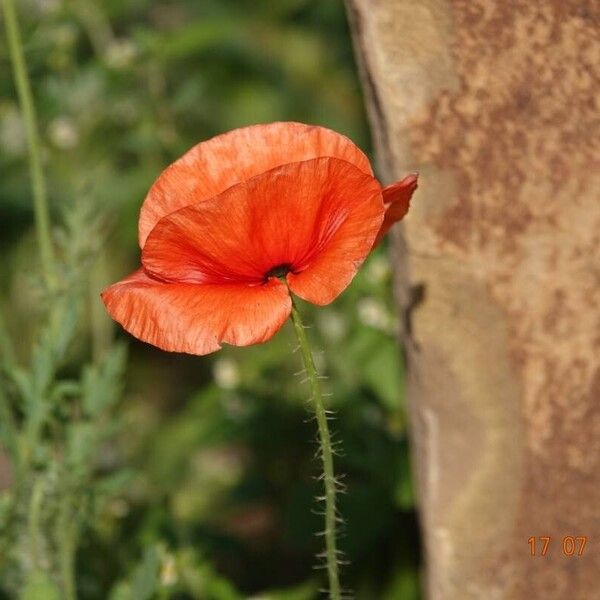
2 0 56 287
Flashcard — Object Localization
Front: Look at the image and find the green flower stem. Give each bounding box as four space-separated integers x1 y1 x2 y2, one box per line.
2 0 56 287
290 298 341 600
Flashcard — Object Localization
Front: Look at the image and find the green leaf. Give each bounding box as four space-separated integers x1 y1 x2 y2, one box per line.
362 337 403 412
82 343 127 416
28 298 79 417
20 572 62 600
382 565 420 600
252 579 319 600
65 421 96 475
108 546 161 600
0 309 16 371
138 18 247 62
129 546 161 600
0 381 18 460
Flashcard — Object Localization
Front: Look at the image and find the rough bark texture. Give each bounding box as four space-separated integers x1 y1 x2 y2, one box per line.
345 2 600 599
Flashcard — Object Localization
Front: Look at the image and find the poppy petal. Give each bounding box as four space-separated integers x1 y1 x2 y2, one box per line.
285 191 383 305
138 122 373 247
101 269 291 355
141 158 384 306
373 173 419 246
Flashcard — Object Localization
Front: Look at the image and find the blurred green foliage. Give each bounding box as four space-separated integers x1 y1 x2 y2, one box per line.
0 0 420 598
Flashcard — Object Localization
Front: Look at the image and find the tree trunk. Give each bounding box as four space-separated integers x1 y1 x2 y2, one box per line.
345 2 600 599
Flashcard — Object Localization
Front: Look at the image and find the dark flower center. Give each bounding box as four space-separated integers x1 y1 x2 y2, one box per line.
265 263 292 281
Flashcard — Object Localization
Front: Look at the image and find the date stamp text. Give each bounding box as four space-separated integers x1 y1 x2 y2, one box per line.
528 536 588 557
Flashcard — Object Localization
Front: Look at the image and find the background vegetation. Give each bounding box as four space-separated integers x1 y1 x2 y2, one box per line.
0 0 420 597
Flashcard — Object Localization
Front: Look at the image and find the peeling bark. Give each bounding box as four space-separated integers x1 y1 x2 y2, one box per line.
345 2 600 599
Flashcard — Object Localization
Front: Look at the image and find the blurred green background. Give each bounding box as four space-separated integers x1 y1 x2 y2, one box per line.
0 0 420 597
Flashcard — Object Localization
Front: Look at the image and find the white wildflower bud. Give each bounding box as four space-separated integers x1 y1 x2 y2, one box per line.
213 357 240 389
357 296 390 330
318 310 347 341
48 116 79 149
366 254 390 283
105 40 138 70
160 554 177 587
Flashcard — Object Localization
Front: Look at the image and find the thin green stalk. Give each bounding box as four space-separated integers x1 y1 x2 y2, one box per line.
290 298 341 600
2 0 56 286
57 493 77 600
28 476 45 572
0 385 19 469
90 252 112 362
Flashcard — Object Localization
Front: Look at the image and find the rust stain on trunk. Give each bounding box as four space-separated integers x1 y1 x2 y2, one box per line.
347 0 600 598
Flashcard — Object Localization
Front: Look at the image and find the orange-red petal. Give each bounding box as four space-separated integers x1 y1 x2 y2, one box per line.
142 158 384 305
138 122 373 247
373 173 419 246
101 269 291 355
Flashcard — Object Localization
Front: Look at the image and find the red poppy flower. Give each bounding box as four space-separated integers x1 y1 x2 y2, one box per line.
102 122 417 355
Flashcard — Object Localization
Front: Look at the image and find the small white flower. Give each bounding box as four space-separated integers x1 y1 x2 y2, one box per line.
105 40 138 70
48 116 79 149
317 310 347 341
213 357 240 389
357 296 391 331
160 554 178 586
366 254 390 284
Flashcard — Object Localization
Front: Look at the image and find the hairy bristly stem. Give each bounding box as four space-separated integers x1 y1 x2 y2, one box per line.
290 297 341 600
